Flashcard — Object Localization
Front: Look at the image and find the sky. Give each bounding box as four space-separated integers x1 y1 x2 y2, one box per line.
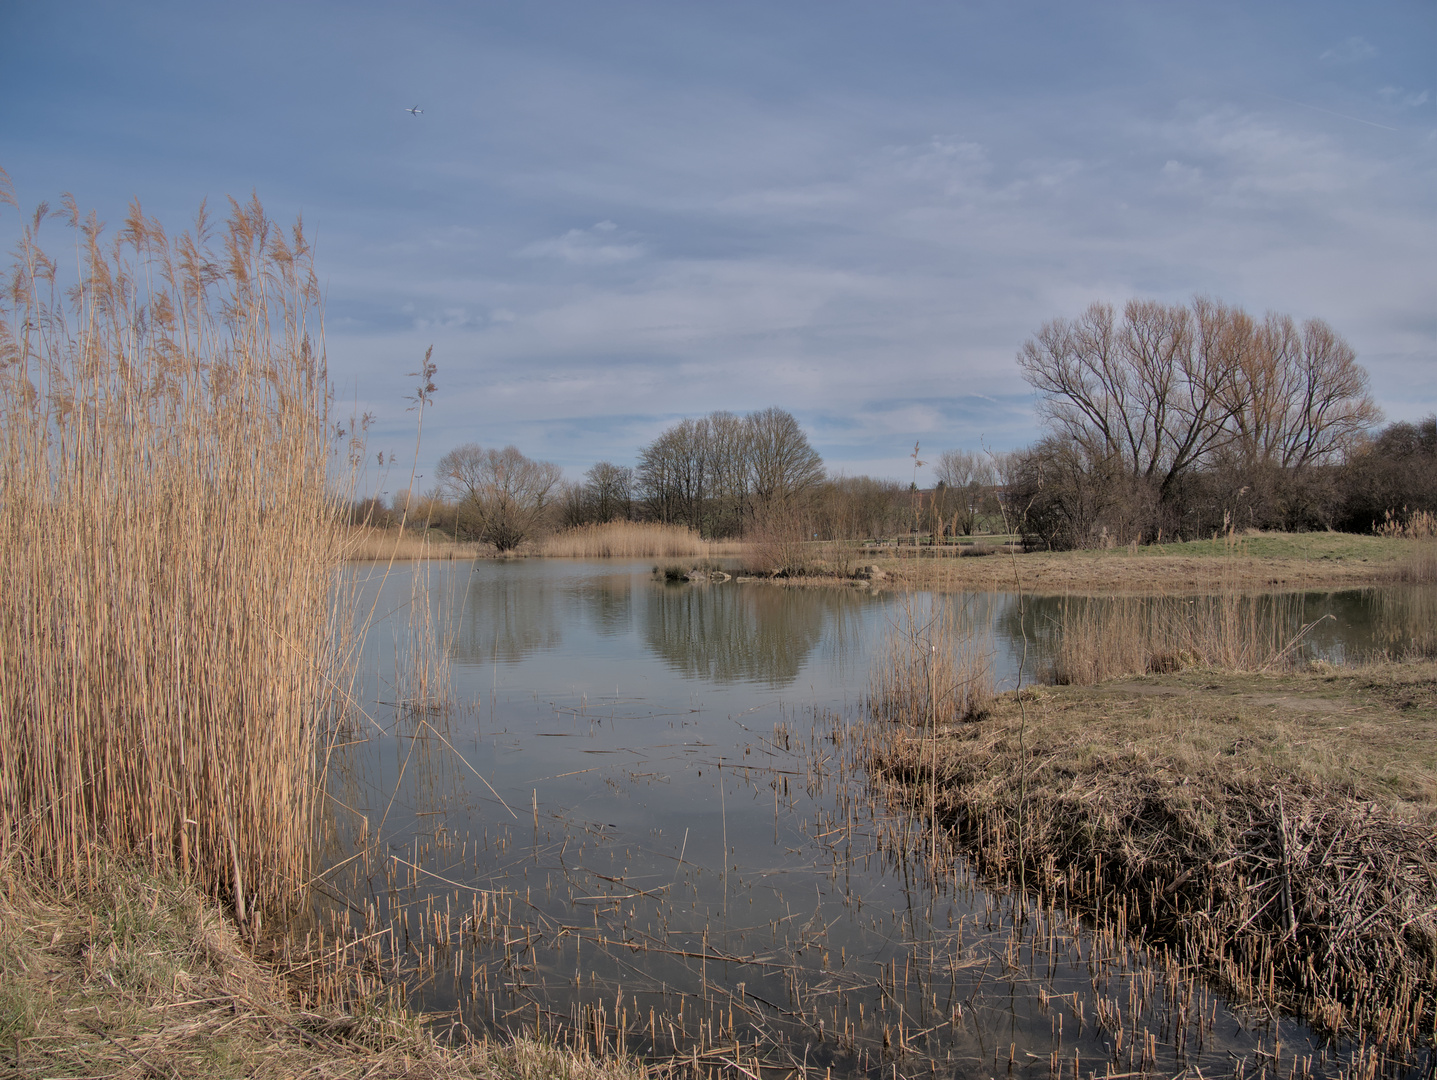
1 1 1433 487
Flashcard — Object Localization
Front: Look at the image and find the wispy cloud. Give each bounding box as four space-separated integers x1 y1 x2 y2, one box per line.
1319 36 1378 64
520 221 647 264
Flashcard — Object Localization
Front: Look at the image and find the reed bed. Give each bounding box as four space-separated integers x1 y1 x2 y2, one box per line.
345 525 484 561
0 191 342 918
536 521 743 559
1052 591 1313 685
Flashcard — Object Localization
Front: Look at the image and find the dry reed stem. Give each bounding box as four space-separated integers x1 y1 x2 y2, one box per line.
0 193 343 915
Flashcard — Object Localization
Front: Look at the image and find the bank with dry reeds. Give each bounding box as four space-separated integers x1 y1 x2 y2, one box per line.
536 521 745 559
0 857 656 1079
868 660 1437 1061
792 532 1431 594
345 525 485 561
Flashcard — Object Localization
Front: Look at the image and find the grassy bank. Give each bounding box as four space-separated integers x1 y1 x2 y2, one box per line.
764 532 1430 593
868 659 1437 1058
0 859 652 1079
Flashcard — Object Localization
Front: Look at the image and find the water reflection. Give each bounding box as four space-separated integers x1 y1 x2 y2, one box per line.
318 562 1430 1078
643 582 838 687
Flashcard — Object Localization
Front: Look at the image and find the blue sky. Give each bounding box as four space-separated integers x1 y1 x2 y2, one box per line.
2 1 1432 486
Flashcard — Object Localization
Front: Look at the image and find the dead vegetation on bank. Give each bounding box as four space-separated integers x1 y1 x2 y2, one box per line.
0 860 654 1080
345 526 485 562
867 660 1437 1060
536 521 743 559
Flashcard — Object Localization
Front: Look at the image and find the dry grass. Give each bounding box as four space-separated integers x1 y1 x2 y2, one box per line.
868 597 993 727
856 532 1413 594
868 660 1437 1054
1378 508 1437 541
345 526 484 561
0 857 657 1079
0 192 341 919
1050 591 1316 685
536 521 743 559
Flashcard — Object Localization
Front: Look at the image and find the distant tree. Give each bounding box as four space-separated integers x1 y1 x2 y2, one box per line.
746 407 824 518
584 461 634 523
1016 297 1379 544
635 408 822 537
934 449 995 535
435 443 562 551
1338 415 1437 532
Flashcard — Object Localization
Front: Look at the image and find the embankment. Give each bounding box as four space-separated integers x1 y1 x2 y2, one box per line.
868 661 1437 1058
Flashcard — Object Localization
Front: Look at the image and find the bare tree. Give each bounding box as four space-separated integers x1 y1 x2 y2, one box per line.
435 443 562 551
1228 313 1380 469
746 406 824 518
583 461 633 523
934 449 995 535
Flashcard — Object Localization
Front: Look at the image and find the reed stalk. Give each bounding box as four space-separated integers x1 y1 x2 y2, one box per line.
0 188 344 916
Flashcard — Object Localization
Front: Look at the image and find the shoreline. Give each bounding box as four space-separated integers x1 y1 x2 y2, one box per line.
867 658 1437 1059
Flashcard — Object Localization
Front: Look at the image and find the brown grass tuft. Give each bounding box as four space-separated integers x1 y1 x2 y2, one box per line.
868 597 993 727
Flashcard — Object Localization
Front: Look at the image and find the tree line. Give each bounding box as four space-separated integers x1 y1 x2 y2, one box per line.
353 294 1431 553
1006 297 1432 549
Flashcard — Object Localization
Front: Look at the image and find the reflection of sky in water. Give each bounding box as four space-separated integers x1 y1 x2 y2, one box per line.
327 561 1428 1077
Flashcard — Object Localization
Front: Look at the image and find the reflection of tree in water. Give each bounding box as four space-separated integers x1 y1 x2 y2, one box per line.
570 575 634 637
450 569 564 663
643 584 839 687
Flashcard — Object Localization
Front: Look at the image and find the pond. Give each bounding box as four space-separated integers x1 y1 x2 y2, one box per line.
315 559 1429 1078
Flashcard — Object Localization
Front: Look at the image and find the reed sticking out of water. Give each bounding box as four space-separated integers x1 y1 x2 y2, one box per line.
1052 591 1316 685
0 188 343 917
868 598 993 728
536 521 742 559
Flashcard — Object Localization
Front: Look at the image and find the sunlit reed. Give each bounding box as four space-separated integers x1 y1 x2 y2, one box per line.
0 188 343 918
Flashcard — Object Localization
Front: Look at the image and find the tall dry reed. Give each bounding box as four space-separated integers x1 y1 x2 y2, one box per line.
868 597 993 727
536 521 739 559
0 187 342 918
1052 592 1312 685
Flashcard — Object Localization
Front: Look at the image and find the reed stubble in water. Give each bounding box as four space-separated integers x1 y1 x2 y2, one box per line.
0 186 343 917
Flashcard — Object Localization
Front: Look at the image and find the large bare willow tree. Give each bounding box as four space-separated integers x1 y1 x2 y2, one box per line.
436 444 562 551
1014 297 1378 543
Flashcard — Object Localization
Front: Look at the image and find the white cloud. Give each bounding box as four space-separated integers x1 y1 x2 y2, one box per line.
520 222 647 264
1319 36 1377 64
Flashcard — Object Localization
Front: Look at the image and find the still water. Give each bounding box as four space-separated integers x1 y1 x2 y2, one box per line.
319 559 1423 1078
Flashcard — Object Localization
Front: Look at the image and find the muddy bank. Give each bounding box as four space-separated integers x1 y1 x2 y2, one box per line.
867 660 1437 1061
